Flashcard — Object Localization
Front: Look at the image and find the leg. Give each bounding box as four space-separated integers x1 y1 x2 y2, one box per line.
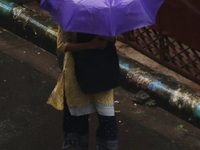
63 99 89 150
96 114 118 150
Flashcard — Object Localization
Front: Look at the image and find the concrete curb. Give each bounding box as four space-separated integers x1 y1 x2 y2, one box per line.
1 0 200 119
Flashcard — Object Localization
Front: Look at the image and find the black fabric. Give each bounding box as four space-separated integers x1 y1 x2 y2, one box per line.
63 97 89 149
63 101 89 135
72 33 120 94
96 115 118 141
63 97 118 150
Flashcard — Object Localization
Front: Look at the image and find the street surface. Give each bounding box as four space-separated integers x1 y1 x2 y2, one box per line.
1 27 200 150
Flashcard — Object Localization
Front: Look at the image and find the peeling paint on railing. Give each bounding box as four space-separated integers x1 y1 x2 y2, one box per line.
147 79 175 97
194 104 200 118
12 6 57 40
170 89 200 117
46 27 58 41
119 56 200 118
127 68 175 99
0 0 57 41
0 1 15 15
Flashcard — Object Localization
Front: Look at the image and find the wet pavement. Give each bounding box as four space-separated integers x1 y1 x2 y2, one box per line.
1 27 200 150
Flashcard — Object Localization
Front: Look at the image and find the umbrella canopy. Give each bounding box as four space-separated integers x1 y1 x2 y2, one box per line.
41 0 165 37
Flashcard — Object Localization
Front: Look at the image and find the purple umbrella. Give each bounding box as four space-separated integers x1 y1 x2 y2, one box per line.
41 0 165 37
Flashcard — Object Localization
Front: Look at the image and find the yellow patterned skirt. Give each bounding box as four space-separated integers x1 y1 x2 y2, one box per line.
47 52 115 116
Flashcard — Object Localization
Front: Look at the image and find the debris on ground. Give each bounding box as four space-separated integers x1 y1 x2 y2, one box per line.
132 90 150 104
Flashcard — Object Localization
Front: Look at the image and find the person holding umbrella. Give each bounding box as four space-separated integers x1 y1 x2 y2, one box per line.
41 0 165 150
49 26 119 150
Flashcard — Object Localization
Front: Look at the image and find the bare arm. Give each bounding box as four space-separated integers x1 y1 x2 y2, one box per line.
64 36 108 52
100 36 116 44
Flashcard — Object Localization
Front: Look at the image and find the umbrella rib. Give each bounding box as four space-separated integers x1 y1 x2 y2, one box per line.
77 0 85 4
63 0 91 33
108 8 112 36
138 1 154 24
63 4 79 31
78 3 94 34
